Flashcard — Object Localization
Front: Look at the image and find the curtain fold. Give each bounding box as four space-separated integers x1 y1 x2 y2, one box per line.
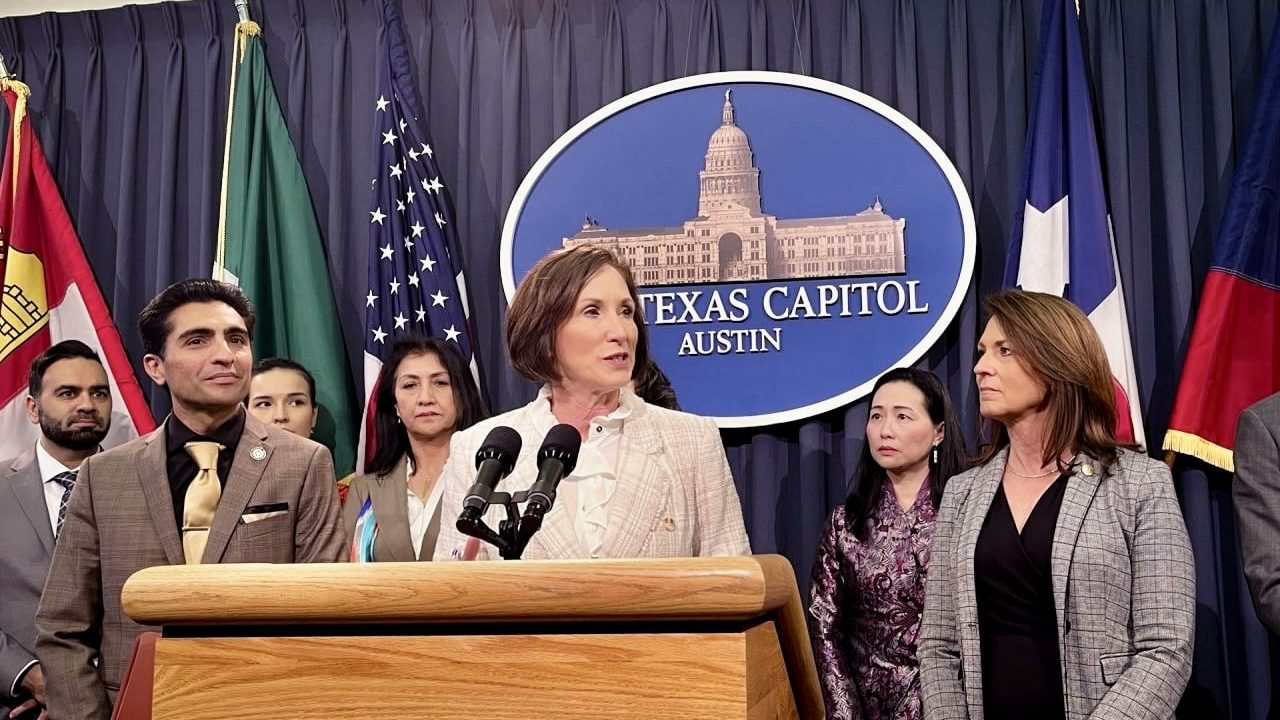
839 0 861 87
551 0 572 137
892 0 918 121
748 0 767 71
692 0 721 73
650 0 670 84
791 0 813 76
195 2 224 301
5 0 1277 714
601 0 624 104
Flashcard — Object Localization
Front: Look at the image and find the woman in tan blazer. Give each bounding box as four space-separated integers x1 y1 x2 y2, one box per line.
342 336 486 561
434 245 750 561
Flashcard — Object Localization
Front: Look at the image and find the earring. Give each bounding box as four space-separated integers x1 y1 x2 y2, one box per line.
931 444 939 464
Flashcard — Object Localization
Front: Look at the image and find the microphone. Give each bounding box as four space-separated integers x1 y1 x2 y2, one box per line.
458 426 522 525
523 424 582 520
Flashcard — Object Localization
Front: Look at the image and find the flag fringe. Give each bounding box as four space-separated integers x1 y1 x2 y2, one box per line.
1162 429 1235 472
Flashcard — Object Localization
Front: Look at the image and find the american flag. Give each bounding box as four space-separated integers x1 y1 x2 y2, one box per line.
360 0 477 469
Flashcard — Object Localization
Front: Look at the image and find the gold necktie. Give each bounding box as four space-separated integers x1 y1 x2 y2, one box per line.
182 441 224 565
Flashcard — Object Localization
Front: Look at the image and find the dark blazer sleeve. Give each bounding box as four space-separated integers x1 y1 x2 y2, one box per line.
293 444 346 563
919 474 969 719
35 456 111 720
1235 405 1280 634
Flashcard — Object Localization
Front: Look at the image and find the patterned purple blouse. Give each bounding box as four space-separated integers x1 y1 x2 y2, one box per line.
808 478 937 720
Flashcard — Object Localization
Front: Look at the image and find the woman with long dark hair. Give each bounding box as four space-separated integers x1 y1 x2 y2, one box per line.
342 335 487 561
809 367 969 719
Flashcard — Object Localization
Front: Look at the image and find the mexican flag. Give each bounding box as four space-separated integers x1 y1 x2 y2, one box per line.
216 20 357 475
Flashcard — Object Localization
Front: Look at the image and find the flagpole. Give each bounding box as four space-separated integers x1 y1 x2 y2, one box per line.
216 0 258 282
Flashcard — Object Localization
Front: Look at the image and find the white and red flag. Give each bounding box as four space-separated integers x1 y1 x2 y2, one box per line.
0 78 155 458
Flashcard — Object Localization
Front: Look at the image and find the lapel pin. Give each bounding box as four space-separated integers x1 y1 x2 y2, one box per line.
249 446 267 462
662 516 676 532
1081 463 1095 477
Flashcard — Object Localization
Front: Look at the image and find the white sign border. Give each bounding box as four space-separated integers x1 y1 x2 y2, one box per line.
500 71 977 429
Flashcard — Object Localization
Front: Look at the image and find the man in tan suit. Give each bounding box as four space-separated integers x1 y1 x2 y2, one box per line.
35 279 346 720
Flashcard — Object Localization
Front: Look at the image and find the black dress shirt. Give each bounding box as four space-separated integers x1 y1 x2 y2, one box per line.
974 473 1070 720
165 409 245 531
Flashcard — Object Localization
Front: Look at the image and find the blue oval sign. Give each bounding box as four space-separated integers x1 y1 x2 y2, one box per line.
502 72 975 427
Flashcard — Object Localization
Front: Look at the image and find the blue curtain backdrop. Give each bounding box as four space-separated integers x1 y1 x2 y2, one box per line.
2 0 1276 715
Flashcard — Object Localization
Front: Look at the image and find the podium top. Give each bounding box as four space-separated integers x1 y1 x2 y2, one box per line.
122 554 801 626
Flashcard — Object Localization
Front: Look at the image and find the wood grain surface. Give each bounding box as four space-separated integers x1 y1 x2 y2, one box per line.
124 556 792 624
152 630 783 719
124 555 824 718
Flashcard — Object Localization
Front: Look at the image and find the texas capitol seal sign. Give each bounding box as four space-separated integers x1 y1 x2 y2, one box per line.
502 72 975 427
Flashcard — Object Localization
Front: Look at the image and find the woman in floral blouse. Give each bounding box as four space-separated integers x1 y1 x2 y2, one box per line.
809 368 969 719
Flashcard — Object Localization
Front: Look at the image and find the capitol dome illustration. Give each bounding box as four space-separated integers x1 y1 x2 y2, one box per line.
563 88 907 286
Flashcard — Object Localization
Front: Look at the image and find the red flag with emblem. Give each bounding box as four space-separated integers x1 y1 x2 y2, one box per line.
0 79 154 456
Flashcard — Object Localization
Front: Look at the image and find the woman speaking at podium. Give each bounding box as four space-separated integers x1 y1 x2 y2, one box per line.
434 246 750 561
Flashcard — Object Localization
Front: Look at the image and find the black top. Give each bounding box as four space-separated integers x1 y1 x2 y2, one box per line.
974 474 1069 720
165 409 245 530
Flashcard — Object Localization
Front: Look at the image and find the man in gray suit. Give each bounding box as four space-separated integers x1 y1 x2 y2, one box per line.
36 279 346 720
1 340 113 720
1235 391 1280 635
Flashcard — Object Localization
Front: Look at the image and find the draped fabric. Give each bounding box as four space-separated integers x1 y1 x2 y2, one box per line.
1 0 1275 714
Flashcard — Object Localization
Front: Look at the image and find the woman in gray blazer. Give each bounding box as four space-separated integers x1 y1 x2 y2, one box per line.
342 336 487 561
918 290 1195 719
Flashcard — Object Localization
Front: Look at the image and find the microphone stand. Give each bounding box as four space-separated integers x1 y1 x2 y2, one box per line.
456 491 544 560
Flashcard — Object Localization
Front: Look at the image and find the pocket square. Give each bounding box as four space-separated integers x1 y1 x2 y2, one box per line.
241 509 289 524
241 502 289 523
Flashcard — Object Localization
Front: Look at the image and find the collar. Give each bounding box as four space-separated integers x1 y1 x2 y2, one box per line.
879 473 934 516
35 440 80 484
532 384 639 435
166 407 246 456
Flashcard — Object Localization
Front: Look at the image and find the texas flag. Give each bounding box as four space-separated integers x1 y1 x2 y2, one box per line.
1163 11 1280 472
1004 0 1145 446
0 79 155 458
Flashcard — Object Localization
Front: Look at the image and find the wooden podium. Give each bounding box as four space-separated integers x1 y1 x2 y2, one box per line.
120 555 824 719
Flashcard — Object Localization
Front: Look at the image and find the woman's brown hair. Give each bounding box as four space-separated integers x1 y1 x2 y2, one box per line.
975 290 1136 473
505 245 650 385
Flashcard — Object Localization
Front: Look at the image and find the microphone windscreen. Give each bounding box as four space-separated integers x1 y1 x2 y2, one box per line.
476 425 522 472
538 423 582 476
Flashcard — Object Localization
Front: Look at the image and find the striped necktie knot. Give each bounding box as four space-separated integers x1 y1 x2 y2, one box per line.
52 470 78 538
